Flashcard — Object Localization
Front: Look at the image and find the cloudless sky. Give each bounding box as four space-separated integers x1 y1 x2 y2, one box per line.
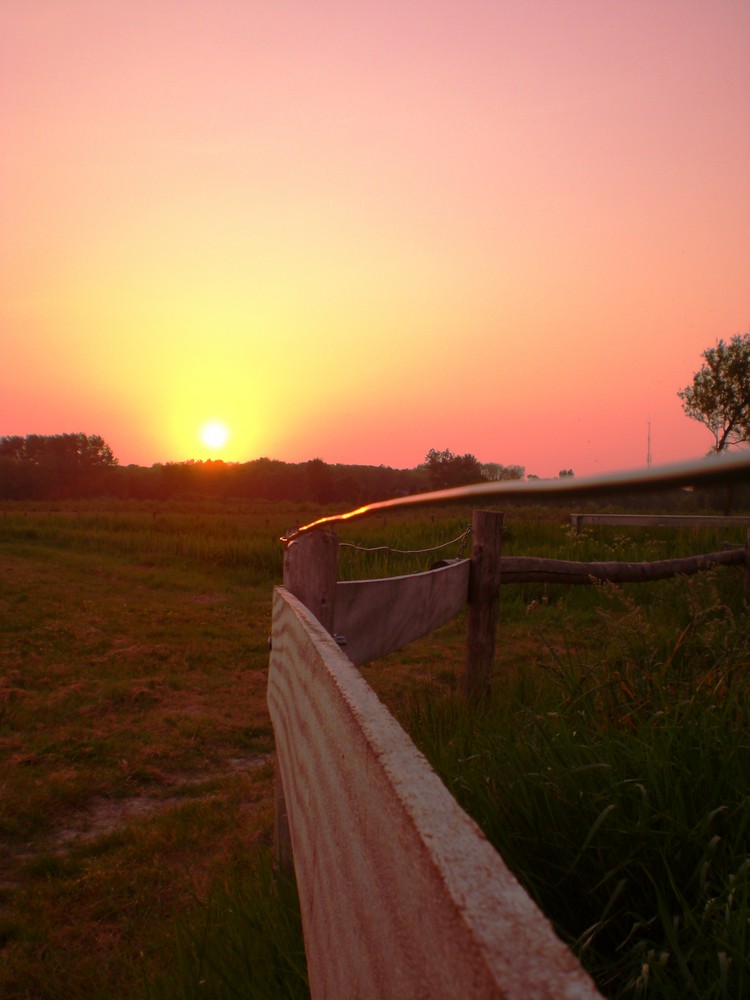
2 1 748 477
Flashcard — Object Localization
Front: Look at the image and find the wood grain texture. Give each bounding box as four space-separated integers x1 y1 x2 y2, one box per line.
283 529 339 633
499 549 744 584
333 559 470 666
268 586 602 1000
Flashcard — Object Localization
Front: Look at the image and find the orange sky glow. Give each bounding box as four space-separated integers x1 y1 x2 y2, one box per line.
2 1 748 479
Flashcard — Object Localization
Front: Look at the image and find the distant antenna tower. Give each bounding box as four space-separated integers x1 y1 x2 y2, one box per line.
647 418 652 468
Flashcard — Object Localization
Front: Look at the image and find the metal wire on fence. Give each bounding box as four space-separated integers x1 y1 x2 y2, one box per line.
281 452 750 543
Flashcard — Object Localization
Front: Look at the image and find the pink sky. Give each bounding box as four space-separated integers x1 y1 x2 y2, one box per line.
2 1 748 478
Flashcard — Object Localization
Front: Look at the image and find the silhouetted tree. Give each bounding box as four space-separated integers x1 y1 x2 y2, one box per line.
481 462 525 481
679 333 750 452
305 458 335 503
424 449 486 489
0 433 118 498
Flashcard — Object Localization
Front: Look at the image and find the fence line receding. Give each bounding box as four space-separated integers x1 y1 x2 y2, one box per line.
269 458 750 999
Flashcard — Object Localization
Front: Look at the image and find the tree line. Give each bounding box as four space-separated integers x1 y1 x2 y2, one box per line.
0 433 119 500
4 329 746 503
0 436 528 503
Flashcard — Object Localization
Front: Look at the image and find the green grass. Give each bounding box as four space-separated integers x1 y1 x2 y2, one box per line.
1 498 748 998
402 572 750 998
144 851 309 1000
0 498 296 583
0 500 295 998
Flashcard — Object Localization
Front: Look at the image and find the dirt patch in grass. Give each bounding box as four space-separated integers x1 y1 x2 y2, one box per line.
0 530 279 998
55 754 273 844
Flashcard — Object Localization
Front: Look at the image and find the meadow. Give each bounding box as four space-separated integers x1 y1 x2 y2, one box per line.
0 499 748 998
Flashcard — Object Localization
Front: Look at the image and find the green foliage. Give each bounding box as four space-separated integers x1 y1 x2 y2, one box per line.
679 333 750 452
406 573 750 999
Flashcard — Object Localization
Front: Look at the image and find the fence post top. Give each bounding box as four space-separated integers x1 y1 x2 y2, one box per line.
283 527 340 634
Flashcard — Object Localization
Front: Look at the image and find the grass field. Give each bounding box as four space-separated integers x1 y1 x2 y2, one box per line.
0 500 306 998
1 499 748 998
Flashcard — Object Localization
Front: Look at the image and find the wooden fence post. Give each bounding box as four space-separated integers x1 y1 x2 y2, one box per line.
462 510 503 702
273 529 339 872
283 529 339 633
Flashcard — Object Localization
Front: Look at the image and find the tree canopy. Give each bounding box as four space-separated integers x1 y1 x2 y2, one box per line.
679 334 750 453
0 435 537 503
481 462 525 482
0 433 118 498
424 448 486 489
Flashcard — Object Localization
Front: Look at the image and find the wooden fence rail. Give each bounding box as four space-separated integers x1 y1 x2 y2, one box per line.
267 511 749 999
570 512 750 531
333 548 749 669
268 585 601 999
499 547 746 585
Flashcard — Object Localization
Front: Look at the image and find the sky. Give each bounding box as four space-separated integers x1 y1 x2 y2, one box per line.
2 1 748 479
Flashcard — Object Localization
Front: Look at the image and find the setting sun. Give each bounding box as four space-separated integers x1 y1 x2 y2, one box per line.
1 2 748 477
200 421 230 451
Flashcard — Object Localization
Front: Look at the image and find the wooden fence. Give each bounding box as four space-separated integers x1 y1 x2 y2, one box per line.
267 510 749 999
571 512 750 532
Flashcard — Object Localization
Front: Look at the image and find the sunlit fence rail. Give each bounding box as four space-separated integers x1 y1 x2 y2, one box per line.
267 456 750 1000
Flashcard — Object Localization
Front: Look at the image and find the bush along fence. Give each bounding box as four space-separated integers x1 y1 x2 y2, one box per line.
266 509 750 1000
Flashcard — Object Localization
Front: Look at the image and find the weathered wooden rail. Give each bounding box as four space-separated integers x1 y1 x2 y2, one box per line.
268 585 600 999
500 547 747 584
570 512 750 531
267 510 749 999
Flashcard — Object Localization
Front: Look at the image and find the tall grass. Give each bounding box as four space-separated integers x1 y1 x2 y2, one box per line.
0 500 295 583
406 572 750 998
335 504 750 580
144 853 309 1000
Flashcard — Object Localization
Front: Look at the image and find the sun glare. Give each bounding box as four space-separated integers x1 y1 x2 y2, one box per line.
201 421 230 450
